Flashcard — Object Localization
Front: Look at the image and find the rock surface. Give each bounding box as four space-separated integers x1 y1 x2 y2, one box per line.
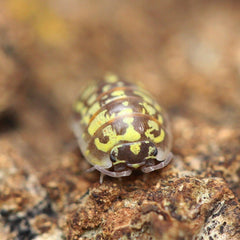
0 1 240 239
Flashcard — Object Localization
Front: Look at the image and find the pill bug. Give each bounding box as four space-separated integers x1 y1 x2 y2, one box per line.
72 74 173 183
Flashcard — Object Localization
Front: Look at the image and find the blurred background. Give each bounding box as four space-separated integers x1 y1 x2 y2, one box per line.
1 0 240 169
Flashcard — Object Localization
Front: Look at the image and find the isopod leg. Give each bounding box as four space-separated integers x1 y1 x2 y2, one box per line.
141 152 173 173
100 173 104 184
85 166 96 173
95 165 132 178
84 166 105 184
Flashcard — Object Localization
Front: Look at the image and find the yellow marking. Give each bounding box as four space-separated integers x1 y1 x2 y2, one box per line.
130 142 141 155
88 108 133 136
157 114 163 124
118 108 133 115
87 94 97 105
134 90 154 105
102 84 112 92
81 101 101 125
85 150 90 156
81 116 89 125
85 154 111 168
131 163 141 169
81 107 88 116
122 101 129 106
141 107 146 114
142 102 156 115
116 81 124 87
154 129 165 143
104 91 126 104
111 90 125 97
154 103 162 112
135 88 162 113
122 117 134 125
88 110 112 136
104 74 118 83
105 97 115 104
87 102 101 116
113 160 126 165
145 156 155 160
145 120 165 143
148 146 155 155
148 120 159 130
102 94 108 100
81 84 97 100
104 92 126 105
74 101 84 113
74 101 88 116
94 117 141 152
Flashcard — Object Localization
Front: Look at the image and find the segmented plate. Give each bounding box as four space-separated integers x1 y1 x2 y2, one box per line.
72 74 172 181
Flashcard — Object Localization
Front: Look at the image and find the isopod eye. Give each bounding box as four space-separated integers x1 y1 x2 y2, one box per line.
153 147 158 156
110 153 116 163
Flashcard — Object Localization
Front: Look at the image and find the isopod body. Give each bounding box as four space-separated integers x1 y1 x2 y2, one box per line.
72 74 173 181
